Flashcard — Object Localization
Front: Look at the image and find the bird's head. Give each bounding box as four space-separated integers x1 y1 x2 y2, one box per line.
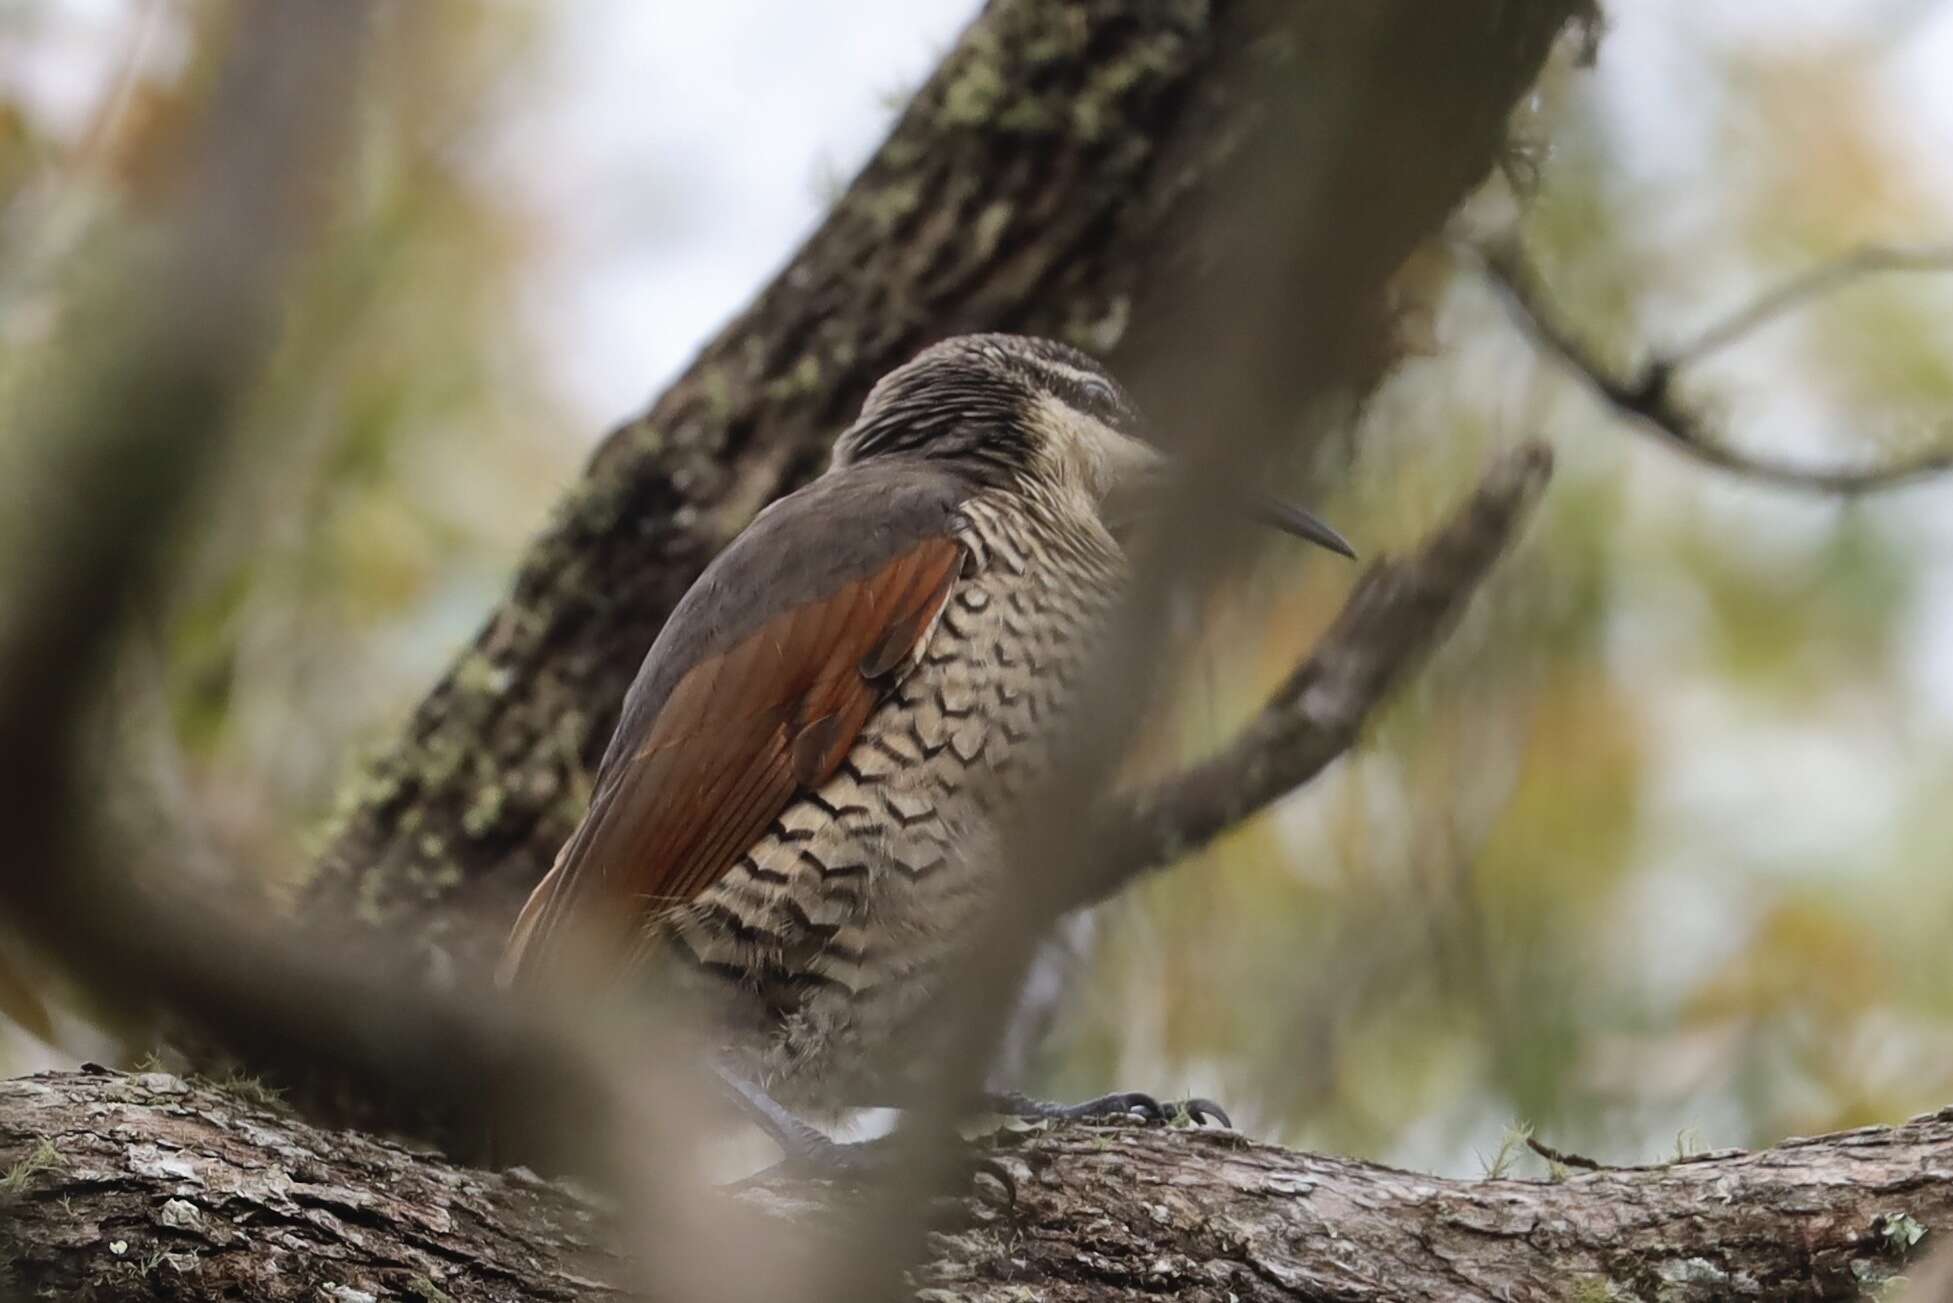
832 332 1354 557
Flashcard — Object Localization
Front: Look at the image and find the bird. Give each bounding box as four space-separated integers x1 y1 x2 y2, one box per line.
498 333 1353 1163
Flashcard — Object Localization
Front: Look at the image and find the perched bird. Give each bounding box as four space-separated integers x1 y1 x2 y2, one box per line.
499 333 1352 1158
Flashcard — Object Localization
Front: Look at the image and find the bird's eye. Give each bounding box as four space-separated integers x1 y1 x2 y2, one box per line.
1078 377 1118 413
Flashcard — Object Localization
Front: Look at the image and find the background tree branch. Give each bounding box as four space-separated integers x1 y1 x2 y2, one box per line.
1477 239 1953 494
5 1065 1943 1302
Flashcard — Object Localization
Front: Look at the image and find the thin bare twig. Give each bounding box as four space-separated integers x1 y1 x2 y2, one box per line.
1679 243 1953 365
1478 240 1953 494
1527 1133 1606 1172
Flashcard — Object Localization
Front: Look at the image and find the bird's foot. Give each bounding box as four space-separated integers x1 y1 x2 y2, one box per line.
985 1089 1231 1129
714 1063 1014 1202
749 1127 1018 1208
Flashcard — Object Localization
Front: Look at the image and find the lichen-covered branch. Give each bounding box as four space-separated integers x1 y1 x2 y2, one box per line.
4 1068 1944 1301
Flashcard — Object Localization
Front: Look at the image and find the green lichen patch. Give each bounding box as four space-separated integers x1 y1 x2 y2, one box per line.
453 651 514 701
698 364 738 423
971 200 1015 261
198 1068 288 1111
853 176 926 234
996 97 1060 134
461 778 507 839
1563 1278 1618 1303
1022 7 1090 65
1479 1120 1532 1180
1070 33 1187 142
1 1136 65 1198
1877 1210 1929 1255
414 732 469 790
764 353 826 403
564 468 635 538
938 28 1008 127
1851 1258 1910 1298
404 1276 456 1303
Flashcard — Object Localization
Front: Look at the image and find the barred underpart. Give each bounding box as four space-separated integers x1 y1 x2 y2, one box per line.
666 484 1124 1113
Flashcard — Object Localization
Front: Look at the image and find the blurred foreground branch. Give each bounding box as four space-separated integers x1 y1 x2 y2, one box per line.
1480 240 1953 493
4 1066 1944 1302
0 11 789 1301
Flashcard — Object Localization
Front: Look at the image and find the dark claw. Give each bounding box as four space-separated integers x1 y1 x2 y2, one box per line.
973 1154 1019 1209
1176 1097 1233 1129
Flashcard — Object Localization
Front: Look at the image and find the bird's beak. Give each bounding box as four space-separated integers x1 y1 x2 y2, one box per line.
1243 490 1357 559
1104 443 1357 560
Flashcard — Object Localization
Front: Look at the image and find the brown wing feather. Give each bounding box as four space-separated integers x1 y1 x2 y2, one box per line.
500 536 962 987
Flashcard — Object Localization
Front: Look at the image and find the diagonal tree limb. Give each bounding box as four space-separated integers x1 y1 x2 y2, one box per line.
1477 240 1953 493
1079 440 1555 909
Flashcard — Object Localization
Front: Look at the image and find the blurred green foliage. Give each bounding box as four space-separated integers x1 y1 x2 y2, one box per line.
5 1 1953 1180
1 1 576 912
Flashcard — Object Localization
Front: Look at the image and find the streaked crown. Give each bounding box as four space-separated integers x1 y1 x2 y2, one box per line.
832 334 1159 505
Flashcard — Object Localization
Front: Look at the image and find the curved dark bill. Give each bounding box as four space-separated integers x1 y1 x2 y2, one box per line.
1248 493 1357 559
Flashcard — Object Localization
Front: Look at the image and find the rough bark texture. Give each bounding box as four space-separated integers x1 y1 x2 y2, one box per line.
300 0 1593 982
4 1068 1945 1302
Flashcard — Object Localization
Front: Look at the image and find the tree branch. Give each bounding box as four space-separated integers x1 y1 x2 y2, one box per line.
1081 441 1555 908
4 1067 1943 1302
1478 240 1953 494
1677 242 1953 366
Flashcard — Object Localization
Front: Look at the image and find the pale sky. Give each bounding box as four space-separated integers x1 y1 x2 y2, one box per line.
493 0 984 427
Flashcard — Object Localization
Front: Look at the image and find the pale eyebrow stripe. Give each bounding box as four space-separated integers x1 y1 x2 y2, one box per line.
1030 359 1112 393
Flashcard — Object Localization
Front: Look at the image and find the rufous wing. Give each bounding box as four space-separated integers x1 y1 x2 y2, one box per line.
499 531 963 988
